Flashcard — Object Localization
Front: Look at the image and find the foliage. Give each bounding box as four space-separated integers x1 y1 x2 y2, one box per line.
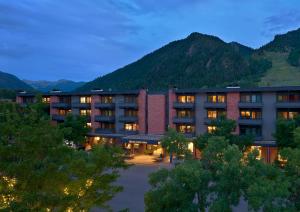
161 128 190 162
0 102 127 211
59 113 90 147
0 89 16 100
194 117 253 152
274 116 300 148
287 49 300 67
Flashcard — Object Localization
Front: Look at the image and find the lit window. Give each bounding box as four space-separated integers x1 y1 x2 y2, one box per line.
42 97 50 103
125 123 138 131
80 96 91 104
250 146 262 160
86 122 92 128
207 110 217 119
177 95 195 103
207 94 225 103
80 110 91 116
207 126 217 133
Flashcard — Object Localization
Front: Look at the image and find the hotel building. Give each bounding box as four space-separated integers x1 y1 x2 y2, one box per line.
16 86 300 163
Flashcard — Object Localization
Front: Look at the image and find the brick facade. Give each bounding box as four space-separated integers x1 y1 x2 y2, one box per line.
147 94 166 134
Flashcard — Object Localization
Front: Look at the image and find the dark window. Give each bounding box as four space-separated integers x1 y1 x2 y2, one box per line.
100 96 114 103
124 95 137 103
240 126 262 137
100 110 115 116
99 122 115 129
59 96 71 104
176 109 194 118
124 109 138 117
240 93 262 103
277 92 300 102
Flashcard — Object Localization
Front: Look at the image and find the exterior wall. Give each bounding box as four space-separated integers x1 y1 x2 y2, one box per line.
262 92 277 141
16 96 23 103
195 93 206 135
91 95 100 130
226 92 240 134
147 94 166 134
115 95 124 133
138 90 147 134
168 89 176 129
50 96 59 115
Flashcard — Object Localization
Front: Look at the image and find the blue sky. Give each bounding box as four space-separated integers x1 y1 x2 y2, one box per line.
0 0 299 82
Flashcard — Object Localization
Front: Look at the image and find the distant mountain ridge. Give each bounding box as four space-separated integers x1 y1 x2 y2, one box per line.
0 71 33 91
78 32 270 91
24 79 85 92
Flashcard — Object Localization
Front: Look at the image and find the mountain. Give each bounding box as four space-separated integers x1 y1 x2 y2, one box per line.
24 79 85 92
0 71 33 90
78 32 273 91
258 28 300 86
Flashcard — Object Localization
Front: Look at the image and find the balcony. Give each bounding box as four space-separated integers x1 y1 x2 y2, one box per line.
119 116 138 122
94 102 115 109
238 118 263 126
119 102 138 109
238 102 263 108
52 102 71 109
173 102 195 109
52 114 65 121
276 102 300 108
173 116 195 124
94 115 115 123
80 115 91 122
204 118 223 125
72 102 91 109
95 128 115 134
120 129 139 135
204 102 226 108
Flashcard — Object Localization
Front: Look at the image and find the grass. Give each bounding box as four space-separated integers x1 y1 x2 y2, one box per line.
259 52 300 86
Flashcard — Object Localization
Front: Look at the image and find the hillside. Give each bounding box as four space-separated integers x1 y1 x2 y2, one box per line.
78 33 271 91
0 71 33 90
24 79 85 92
258 28 300 86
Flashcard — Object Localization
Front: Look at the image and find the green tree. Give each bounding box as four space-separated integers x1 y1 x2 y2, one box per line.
60 114 90 148
0 102 127 211
275 116 300 148
145 160 211 212
161 128 190 163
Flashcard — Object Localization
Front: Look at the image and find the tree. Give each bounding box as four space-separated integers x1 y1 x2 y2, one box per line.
60 113 90 148
194 117 253 153
145 160 211 212
0 102 127 211
161 128 190 163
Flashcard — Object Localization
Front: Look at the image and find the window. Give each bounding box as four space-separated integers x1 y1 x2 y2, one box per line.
240 126 262 137
124 123 138 131
80 109 91 116
99 122 115 129
100 96 114 103
177 110 194 118
86 122 92 128
240 93 262 103
277 92 300 102
207 94 226 103
100 110 114 116
124 95 137 103
24 97 34 104
207 110 226 119
80 96 91 103
176 124 195 134
42 97 50 103
58 109 72 115
240 110 262 119
124 109 138 117
277 110 300 120
177 95 195 103
207 126 217 133
59 96 71 104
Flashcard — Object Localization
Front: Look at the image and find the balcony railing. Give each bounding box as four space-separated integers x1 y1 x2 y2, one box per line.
276 102 300 108
204 102 226 108
173 102 195 109
173 116 195 124
94 115 115 122
95 128 115 134
118 116 138 122
120 129 139 135
72 102 91 109
52 102 71 108
94 102 115 109
238 118 263 125
118 102 138 109
238 102 263 108
52 114 65 121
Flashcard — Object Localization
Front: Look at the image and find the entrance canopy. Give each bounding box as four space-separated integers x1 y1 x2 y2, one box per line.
122 134 164 145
